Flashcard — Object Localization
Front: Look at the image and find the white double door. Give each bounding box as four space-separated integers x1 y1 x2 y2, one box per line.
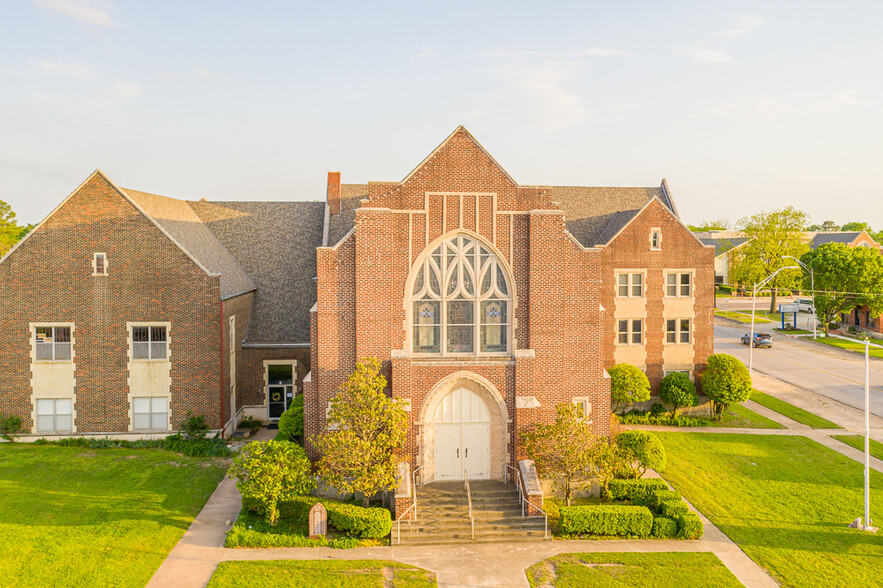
433 387 491 481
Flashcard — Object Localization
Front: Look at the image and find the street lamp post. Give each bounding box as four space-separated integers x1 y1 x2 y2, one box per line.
749 266 800 374
784 255 816 339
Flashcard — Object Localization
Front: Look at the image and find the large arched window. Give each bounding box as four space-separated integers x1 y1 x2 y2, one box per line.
411 234 511 354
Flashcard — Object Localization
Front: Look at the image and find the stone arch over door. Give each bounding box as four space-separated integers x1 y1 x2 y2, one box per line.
416 371 510 482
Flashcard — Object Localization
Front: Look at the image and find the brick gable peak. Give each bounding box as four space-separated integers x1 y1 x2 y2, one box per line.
600 195 711 250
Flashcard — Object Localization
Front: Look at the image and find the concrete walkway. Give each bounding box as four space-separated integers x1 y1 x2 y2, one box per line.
149 379 883 588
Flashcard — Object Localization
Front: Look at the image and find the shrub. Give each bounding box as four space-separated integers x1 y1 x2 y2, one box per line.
607 478 669 505
559 505 653 537
278 395 304 442
615 430 666 477
617 412 705 427
651 516 678 538
608 364 651 413
179 411 209 440
675 512 703 539
659 500 690 518
650 489 681 510
648 403 667 417
230 440 315 526
659 372 698 417
702 353 752 420
238 415 262 430
243 495 392 539
0 413 23 438
163 433 231 457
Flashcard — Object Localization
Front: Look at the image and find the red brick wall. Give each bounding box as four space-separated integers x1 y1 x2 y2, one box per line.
238 346 310 414
0 173 223 432
221 292 252 426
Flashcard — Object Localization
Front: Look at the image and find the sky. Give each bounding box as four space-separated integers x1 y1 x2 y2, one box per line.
2 1 883 230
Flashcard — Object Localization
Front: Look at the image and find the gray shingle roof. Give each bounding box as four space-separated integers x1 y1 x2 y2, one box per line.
550 185 672 247
190 200 325 344
327 184 368 246
123 189 256 299
698 236 749 256
810 232 862 248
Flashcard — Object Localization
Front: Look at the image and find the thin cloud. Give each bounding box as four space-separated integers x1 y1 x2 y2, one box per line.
671 46 733 63
108 81 141 100
702 90 861 122
478 48 631 59
0 59 98 78
33 0 117 27
194 68 230 83
714 16 766 38
412 49 431 60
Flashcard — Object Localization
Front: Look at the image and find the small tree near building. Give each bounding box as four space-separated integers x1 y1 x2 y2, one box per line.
702 354 752 420
313 358 408 507
607 363 651 414
615 430 666 478
520 403 601 506
230 440 315 526
659 372 698 418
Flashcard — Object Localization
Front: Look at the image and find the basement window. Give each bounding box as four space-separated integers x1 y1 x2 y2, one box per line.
35 398 73 433
132 397 169 431
93 253 107 276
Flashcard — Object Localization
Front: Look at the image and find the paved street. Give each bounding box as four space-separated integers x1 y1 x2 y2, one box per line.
715 295 818 330
715 319 883 417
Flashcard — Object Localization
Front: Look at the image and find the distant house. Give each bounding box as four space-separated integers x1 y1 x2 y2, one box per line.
693 231 750 285
809 230 882 251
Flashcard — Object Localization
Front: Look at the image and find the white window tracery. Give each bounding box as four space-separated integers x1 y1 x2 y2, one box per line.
411 234 511 354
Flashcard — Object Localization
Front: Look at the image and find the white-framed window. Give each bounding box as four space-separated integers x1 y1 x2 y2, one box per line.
572 397 593 420
132 326 168 360
650 228 661 250
132 397 169 431
616 272 644 297
664 369 692 379
666 319 692 344
666 272 692 297
410 233 511 355
35 398 73 433
617 319 643 345
92 252 107 276
34 326 72 361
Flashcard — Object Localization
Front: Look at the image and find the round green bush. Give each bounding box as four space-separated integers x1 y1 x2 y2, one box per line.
651 516 678 538
701 353 752 419
607 363 651 413
279 394 304 442
659 372 698 417
616 430 666 476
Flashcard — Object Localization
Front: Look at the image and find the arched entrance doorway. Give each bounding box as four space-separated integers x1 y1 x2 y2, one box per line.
433 386 491 480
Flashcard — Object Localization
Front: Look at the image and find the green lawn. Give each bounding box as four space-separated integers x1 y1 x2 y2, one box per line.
208 560 436 587
225 509 381 548
0 444 228 587
750 390 843 429
710 403 785 429
657 433 883 587
812 336 883 359
833 435 883 461
526 552 742 587
714 309 775 324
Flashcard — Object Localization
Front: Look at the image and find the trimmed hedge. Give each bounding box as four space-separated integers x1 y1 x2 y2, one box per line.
560 505 653 538
243 495 392 539
659 500 690 518
675 512 704 539
651 516 678 538
607 478 669 505
650 489 681 510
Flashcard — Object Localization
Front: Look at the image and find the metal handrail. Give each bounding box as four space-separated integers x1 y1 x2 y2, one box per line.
505 463 549 538
393 464 422 545
464 470 474 540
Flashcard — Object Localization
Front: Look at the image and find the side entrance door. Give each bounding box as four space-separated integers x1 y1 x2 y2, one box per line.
433 386 491 481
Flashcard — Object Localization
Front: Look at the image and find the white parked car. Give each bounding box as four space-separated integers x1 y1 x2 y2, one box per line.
794 299 815 313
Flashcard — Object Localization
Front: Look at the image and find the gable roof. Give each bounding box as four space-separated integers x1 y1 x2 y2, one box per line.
698 236 750 256
810 231 863 248
122 189 256 299
402 125 518 186
190 200 325 344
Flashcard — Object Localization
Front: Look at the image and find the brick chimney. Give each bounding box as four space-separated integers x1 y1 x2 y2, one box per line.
327 171 341 215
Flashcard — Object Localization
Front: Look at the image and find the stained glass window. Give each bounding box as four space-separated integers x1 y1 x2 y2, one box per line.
410 234 511 354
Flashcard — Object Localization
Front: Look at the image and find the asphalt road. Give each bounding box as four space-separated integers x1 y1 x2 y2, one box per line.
715 321 883 417
716 295 818 331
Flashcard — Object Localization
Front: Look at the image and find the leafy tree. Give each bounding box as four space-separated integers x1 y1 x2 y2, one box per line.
615 430 666 478
521 403 600 506
701 354 752 420
801 243 883 335
230 440 315 526
592 438 635 497
279 394 304 443
730 206 809 312
607 363 650 413
313 358 408 507
841 221 871 233
0 200 30 255
820 220 840 232
687 219 730 232
659 372 698 418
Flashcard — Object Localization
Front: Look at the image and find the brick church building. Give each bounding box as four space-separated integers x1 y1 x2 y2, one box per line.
0 127 713 483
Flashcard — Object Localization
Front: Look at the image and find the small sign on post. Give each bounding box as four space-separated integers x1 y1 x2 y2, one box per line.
309 503 327 539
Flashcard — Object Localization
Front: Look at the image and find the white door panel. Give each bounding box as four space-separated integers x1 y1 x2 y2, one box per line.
462 423 490 480
434 424 461 480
